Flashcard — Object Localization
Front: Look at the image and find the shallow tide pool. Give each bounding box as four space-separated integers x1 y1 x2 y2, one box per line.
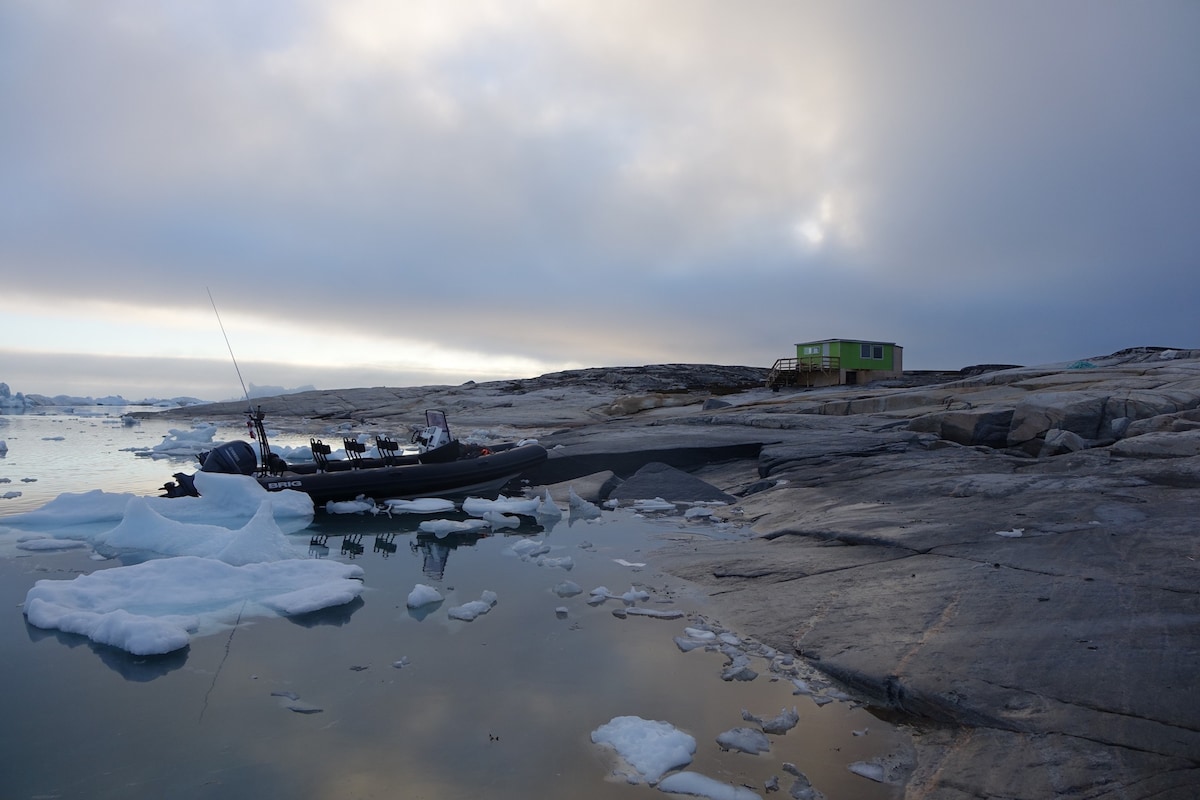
1 410 910 799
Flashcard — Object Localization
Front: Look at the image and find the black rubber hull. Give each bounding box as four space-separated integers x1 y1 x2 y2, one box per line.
259 444 549 505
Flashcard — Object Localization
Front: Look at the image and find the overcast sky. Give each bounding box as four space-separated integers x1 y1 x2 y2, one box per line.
2 1 1197 400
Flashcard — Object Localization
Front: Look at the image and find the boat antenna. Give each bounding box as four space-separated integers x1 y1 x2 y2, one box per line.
207 287 271 473
206 287 252 412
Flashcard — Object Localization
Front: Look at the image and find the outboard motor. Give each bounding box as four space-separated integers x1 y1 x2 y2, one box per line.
200 441 259 476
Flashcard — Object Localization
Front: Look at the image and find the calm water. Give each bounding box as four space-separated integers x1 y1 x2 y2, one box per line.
0 409 909 800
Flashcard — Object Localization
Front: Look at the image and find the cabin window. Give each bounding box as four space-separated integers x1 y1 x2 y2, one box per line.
860 344 884 360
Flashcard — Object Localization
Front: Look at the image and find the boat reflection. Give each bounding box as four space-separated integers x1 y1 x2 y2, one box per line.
411 531 489 580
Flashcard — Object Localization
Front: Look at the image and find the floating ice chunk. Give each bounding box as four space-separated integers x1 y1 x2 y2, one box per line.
631 497 675 512
994 528 1024 538
16 537 88 551
535 489 563 520
406 584 444 608
621 608 684 620
555 607 568 618
510 538 551 558
325 498 377 514
716 727 771 754
590 716 695 785
742 707 799 735
418 518 489 537
614 558 646 567
684 506 715 519
781 764 821 799
657 771 762 799
684 627 717 641
94 496 301 565
848 761 886 782
0 474 313 542
140 423 220 458
463 495 539 517
553 580 583 597
721 655 758 682
537 555 574 570
674 637 709 652
622 587 651 604
23 556 365 655
448 590 498 621
383 498 456 514
568 488 602 520
483 511 521 530
790 679 813 695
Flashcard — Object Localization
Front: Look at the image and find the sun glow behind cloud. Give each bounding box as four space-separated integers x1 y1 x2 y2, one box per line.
0 294 574 392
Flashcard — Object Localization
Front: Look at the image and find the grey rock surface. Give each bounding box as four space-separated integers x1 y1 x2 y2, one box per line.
142 350 1200 798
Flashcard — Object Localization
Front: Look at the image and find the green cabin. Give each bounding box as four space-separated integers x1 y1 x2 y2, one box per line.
767 338 903 389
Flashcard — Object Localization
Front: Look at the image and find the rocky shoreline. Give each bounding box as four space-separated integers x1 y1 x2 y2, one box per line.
142 348 1200 798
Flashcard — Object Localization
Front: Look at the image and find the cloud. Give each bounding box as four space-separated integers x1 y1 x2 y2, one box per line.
1 1 1197 398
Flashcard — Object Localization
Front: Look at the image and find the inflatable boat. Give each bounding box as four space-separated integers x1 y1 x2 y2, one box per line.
161 408 548 506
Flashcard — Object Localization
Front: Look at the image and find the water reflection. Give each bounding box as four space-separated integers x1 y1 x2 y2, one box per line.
412 531 488 580
287 595 365 629
2 432 913 799
24 619 190 681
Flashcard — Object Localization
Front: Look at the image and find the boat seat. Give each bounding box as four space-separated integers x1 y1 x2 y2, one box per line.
376 435 401 464
343 438 368 467
311 439 333 471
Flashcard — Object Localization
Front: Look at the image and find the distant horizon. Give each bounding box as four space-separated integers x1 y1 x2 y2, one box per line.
5 343 1191 405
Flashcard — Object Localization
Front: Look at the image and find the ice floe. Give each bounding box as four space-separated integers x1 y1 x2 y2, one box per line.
382 498 457 514
463 495 540 517
418 518 489 537
406 583 444 608
657 772 761 799
0 470 314 545
715 727 771 755
590 715 696 784
448 590 498 621
23 556 364 655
